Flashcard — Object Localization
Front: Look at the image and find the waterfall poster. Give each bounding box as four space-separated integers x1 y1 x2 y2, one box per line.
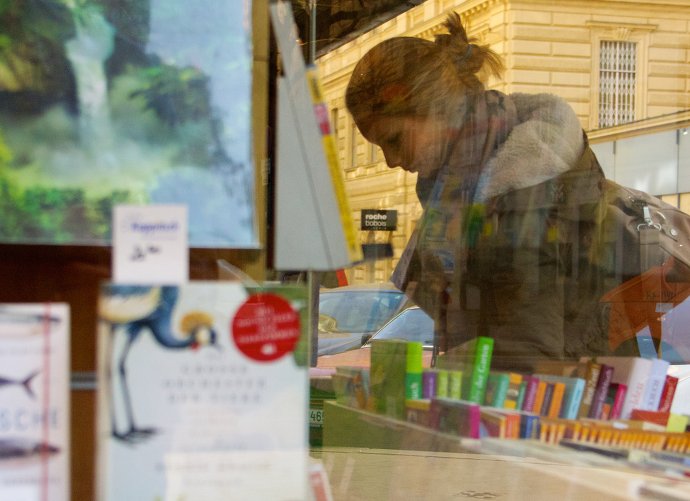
0 303 71 501
96 283 309 500
0 0 257 248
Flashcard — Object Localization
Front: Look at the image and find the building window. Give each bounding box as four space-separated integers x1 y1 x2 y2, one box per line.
368 142 378 163
599 40 637 127
350 121 358 168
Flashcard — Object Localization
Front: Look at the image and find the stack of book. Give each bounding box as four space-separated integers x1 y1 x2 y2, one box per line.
330 338 690 457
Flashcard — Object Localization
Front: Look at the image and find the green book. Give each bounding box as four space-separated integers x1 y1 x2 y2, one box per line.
438 336 494 405
405 341 423 399
370 339 408 419
484 371 510 407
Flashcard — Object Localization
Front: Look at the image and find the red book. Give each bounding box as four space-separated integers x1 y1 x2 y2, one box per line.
609 383 627 420
658 375 679 413
588 364 614 419
630 409 670 427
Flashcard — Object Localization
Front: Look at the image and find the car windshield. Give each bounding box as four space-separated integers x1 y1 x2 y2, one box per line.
368 308 435 346
319 290 405 333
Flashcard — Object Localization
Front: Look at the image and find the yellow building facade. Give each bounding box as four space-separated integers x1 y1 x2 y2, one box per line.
316 0 690 284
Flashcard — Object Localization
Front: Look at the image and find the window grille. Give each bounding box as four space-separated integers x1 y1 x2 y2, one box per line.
599 40 637 127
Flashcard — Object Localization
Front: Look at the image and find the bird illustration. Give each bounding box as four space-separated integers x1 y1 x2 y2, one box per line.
99 285 217 443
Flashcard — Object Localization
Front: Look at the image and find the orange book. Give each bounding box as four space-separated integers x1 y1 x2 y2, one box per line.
547 382 566 418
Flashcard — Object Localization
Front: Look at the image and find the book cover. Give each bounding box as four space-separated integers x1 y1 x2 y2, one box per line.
540 382 555 416
503 372 523 410
430 398 481 438
479 408 507 438
603 382 628 421
589 357 655 419
546 381 566 419
658 375 679 413
439 336 494 404
436 369 449 398
370 339 408 419
448 370 463 400
405 341 423 400
589 364 614 419
518 412 541 439
0 303 70 501
535 374 585 420
521 375 540 413
532 380 548 416
96 283 310 501
484 372 510 408
577 360 602 418
515 381 527 410
641 358 671 411
422 369 438 399
609 383 627 420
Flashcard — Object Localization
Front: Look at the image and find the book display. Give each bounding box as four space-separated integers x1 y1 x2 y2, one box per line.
0 304 70 501
324 338 690 487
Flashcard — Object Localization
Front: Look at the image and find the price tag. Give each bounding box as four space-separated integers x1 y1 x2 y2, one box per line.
112 205 188 284
309 408 324 427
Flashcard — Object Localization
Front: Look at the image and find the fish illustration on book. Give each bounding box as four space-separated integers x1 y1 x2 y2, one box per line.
0 370 40 399
0 308 63 337
0 438 60 460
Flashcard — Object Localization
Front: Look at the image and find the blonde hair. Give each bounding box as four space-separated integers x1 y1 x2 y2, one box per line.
346 13 503 126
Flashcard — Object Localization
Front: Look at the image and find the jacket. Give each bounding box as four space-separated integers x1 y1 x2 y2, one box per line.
393 92 690 370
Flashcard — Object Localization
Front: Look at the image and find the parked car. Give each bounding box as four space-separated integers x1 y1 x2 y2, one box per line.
316 306 435 370
317 282 412 356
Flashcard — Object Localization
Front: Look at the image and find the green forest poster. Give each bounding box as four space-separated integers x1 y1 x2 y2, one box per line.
0 0 256 247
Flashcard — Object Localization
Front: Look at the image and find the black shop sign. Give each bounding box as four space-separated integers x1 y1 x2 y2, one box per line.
361 209 397 231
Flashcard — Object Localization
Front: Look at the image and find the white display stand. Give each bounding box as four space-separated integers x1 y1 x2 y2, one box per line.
270 1 361 270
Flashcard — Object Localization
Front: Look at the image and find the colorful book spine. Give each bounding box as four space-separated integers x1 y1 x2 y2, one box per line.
578 360 602 418
449 370 463 400
540 382 555 416
658 375 678 413
431 398 481 438
641 358 670 411
405 341 423 400
515 381 527 411
463 336 494 404
436 369 449 398
532 380 547 415
591 356 654 419
422 369 438 399
521 376 540 412
519 412 540 439
547 381 566 419
609 383 627 420
589 364 614 419
484 372 509 407
503 372 523 410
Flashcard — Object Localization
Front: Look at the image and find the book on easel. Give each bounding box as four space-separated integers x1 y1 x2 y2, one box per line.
0 303 70 501
96 282 310 501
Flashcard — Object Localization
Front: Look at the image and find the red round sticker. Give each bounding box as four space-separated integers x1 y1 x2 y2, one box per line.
231 293 301 362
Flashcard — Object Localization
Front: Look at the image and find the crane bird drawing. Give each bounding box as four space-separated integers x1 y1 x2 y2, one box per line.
99 285 217 443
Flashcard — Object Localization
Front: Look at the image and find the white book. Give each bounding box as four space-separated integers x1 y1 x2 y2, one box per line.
0 303 70 501
96 283 309 501
641 358 671 411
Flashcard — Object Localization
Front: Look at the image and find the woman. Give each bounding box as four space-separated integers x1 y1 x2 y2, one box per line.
345 13 646 370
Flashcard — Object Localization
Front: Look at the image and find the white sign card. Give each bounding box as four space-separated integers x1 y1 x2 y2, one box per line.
112 205 188 284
